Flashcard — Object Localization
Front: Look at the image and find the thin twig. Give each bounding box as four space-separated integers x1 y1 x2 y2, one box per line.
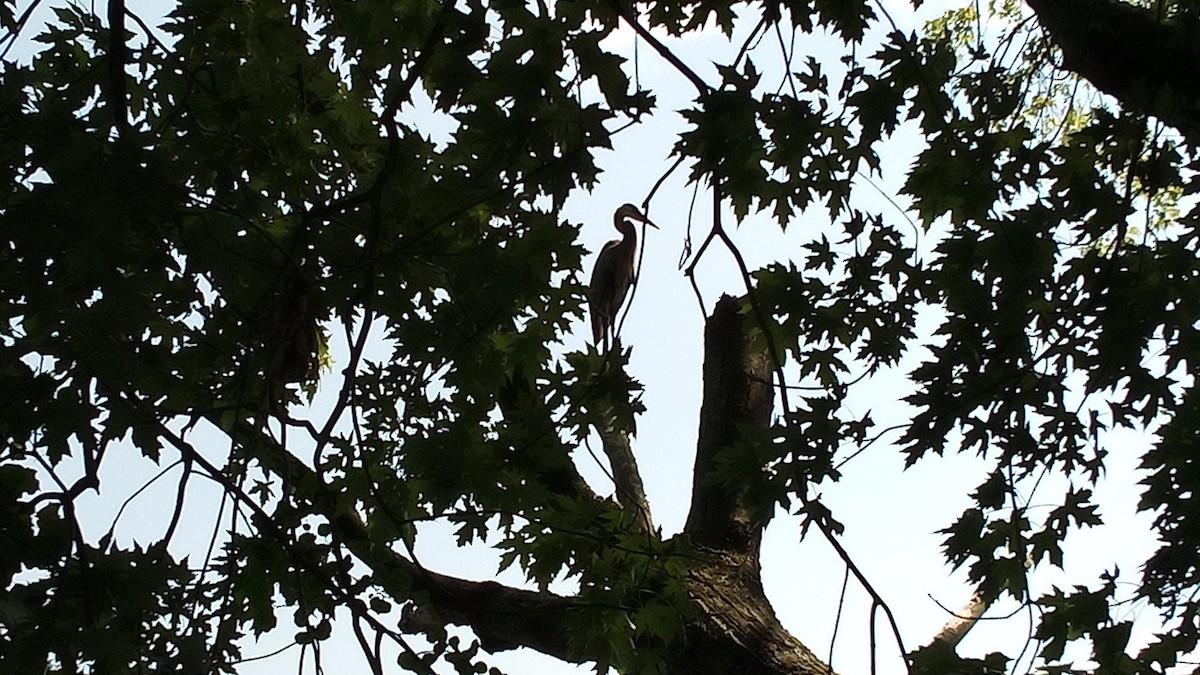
818 520 912 674
0 0 45 61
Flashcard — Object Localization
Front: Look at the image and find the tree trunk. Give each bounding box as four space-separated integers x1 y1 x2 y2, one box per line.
670 295 834 675
1026 0 1200 144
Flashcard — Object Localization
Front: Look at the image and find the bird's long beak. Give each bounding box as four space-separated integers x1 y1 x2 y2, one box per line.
639 214 659 229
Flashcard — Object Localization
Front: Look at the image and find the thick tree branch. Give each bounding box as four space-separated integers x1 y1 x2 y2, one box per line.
681 549 835 675
598 424 654 532
209 416 593 664
1026 0 1200 143
499 362 604 504
392 562 582 661
670 299 833 675
684 295 773 557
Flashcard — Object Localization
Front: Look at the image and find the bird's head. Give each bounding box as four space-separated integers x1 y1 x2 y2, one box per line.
616 203 659 229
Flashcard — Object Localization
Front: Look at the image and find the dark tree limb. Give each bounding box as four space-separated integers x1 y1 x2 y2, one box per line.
392 563 582 661
208 416 593 664
500 361 604 504
671 295 835 675
607 0 711 95
684 294 773 559
1026 0 1200 144
106 0 127 137
597 423 655 532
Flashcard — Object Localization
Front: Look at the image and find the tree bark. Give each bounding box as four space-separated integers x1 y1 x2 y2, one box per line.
929 592 988 649
1026 0 1200 144
599 424 655 532
673 295 835 675
395 569 582 661
684 295 773 556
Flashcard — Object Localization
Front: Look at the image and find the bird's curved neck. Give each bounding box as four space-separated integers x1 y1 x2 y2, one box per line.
613 216 638 239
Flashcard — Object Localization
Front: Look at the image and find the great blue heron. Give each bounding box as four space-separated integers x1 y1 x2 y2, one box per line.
587 203 658 352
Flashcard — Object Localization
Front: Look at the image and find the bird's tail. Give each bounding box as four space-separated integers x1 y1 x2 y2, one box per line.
589 308 606 347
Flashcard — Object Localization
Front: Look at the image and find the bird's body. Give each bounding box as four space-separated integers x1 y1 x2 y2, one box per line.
587 204 657 352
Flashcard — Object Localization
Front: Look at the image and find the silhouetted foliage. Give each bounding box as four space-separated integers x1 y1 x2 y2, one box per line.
4 0 1200 673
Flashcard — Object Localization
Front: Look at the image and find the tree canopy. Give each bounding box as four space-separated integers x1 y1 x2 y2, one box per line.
3 0 1200 673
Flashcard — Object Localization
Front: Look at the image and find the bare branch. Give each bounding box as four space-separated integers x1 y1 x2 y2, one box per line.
607 0 711 95
814 521 912 673
929 591 988 649
597 424 654 532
